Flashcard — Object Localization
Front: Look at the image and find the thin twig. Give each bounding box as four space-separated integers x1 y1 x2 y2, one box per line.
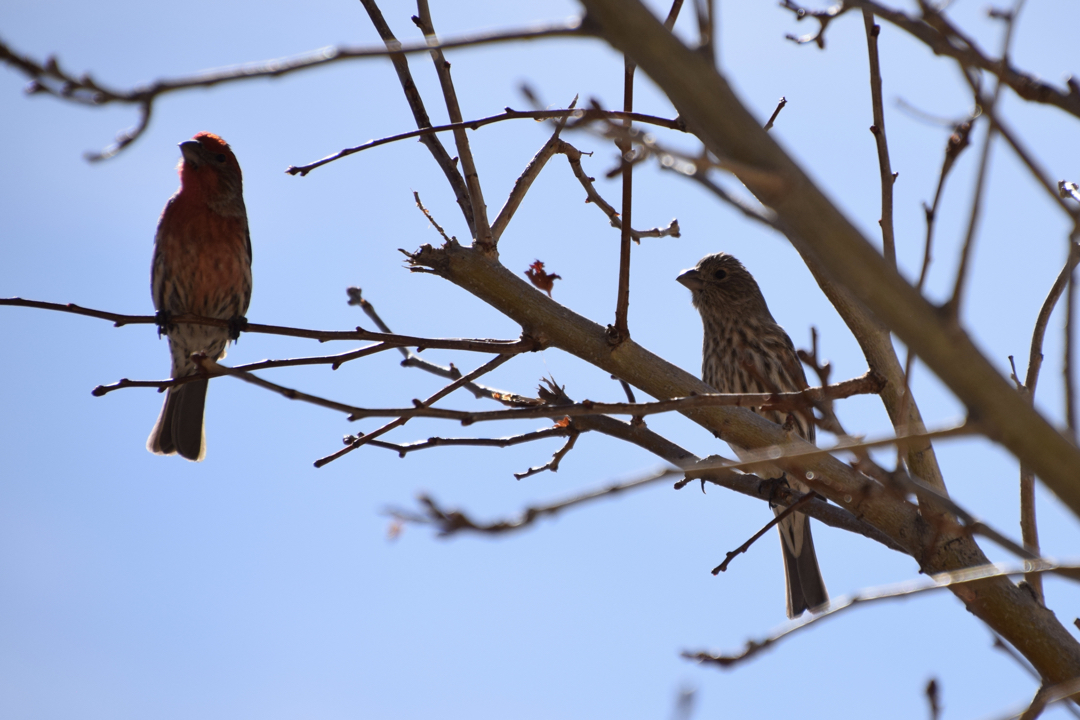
967 89 1078 219
763 97 787 132
0 296 540 353
367 425 573 458
1016 241 1080 598
780 0 843 49
861 7 896 270
920 119 974 292
555 138 680 240
92 342 394 396
945 0 1026 319
514 429 580 479
896 117 974 461
0 297 156 326
990 634 1080 719
341 371 886 423
345 287 538 404
682 423 972 482
1068 263 1078 440
314 353 514 467
490 97 577 243
856 0 1080 120
712 492 816 573
946 116 996 320
199 357 376 417
414 192 454 243
1018 676 1080 720
286 106 682 176
347 286 408 358
926 679 941 720
694 0 715 58
0 23 583 160
387 467 677 537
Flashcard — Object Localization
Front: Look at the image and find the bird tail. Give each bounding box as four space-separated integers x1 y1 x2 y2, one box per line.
776 509 828 618
146 379 209 461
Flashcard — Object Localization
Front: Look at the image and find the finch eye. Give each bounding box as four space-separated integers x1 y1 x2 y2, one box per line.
214 153 227 163
713 269 727 280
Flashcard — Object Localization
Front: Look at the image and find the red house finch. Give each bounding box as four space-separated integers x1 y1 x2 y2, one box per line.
146 132 252 461
678 253 827 617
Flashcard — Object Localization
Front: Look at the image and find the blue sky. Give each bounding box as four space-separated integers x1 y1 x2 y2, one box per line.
3 1 1080 718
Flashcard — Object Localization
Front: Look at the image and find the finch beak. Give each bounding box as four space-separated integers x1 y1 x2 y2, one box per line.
677 268 704 291
179 139 203 168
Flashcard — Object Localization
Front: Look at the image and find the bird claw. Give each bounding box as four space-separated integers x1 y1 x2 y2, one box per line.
227 315 249 341
760 475 790 507
154 310 172 337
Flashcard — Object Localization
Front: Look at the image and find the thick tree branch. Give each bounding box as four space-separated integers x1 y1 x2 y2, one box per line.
407 228 1079 684
577 0 1080 517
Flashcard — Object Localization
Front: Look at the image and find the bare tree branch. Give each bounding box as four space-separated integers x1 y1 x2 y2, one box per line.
285 106 682 176
314 353 515 467
513 428 580 479
359 0 475 235
763 96 787 132
341 371 886 423
414 1 494 251
683 559 1080 670
712 492 816 573
861 7 897 270
790 0 1080 122
490 100 575 243
367 425 573 458
387 467 677 537
0 297 540 354
0 22 583 160
346 287 540 405
578 0 1080 517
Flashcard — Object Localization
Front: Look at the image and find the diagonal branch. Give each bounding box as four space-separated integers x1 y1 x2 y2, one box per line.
315 353 515 467
683 559 1080 670
346 286 536 404
414 1 493 251
358 0 475 236
490 99 577 244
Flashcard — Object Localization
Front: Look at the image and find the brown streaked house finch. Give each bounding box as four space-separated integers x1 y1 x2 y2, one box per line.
147 132 252 462
678 252 827 618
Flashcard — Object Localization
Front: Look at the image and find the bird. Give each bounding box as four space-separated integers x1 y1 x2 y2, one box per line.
677 252 827 617
147 132 252 462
